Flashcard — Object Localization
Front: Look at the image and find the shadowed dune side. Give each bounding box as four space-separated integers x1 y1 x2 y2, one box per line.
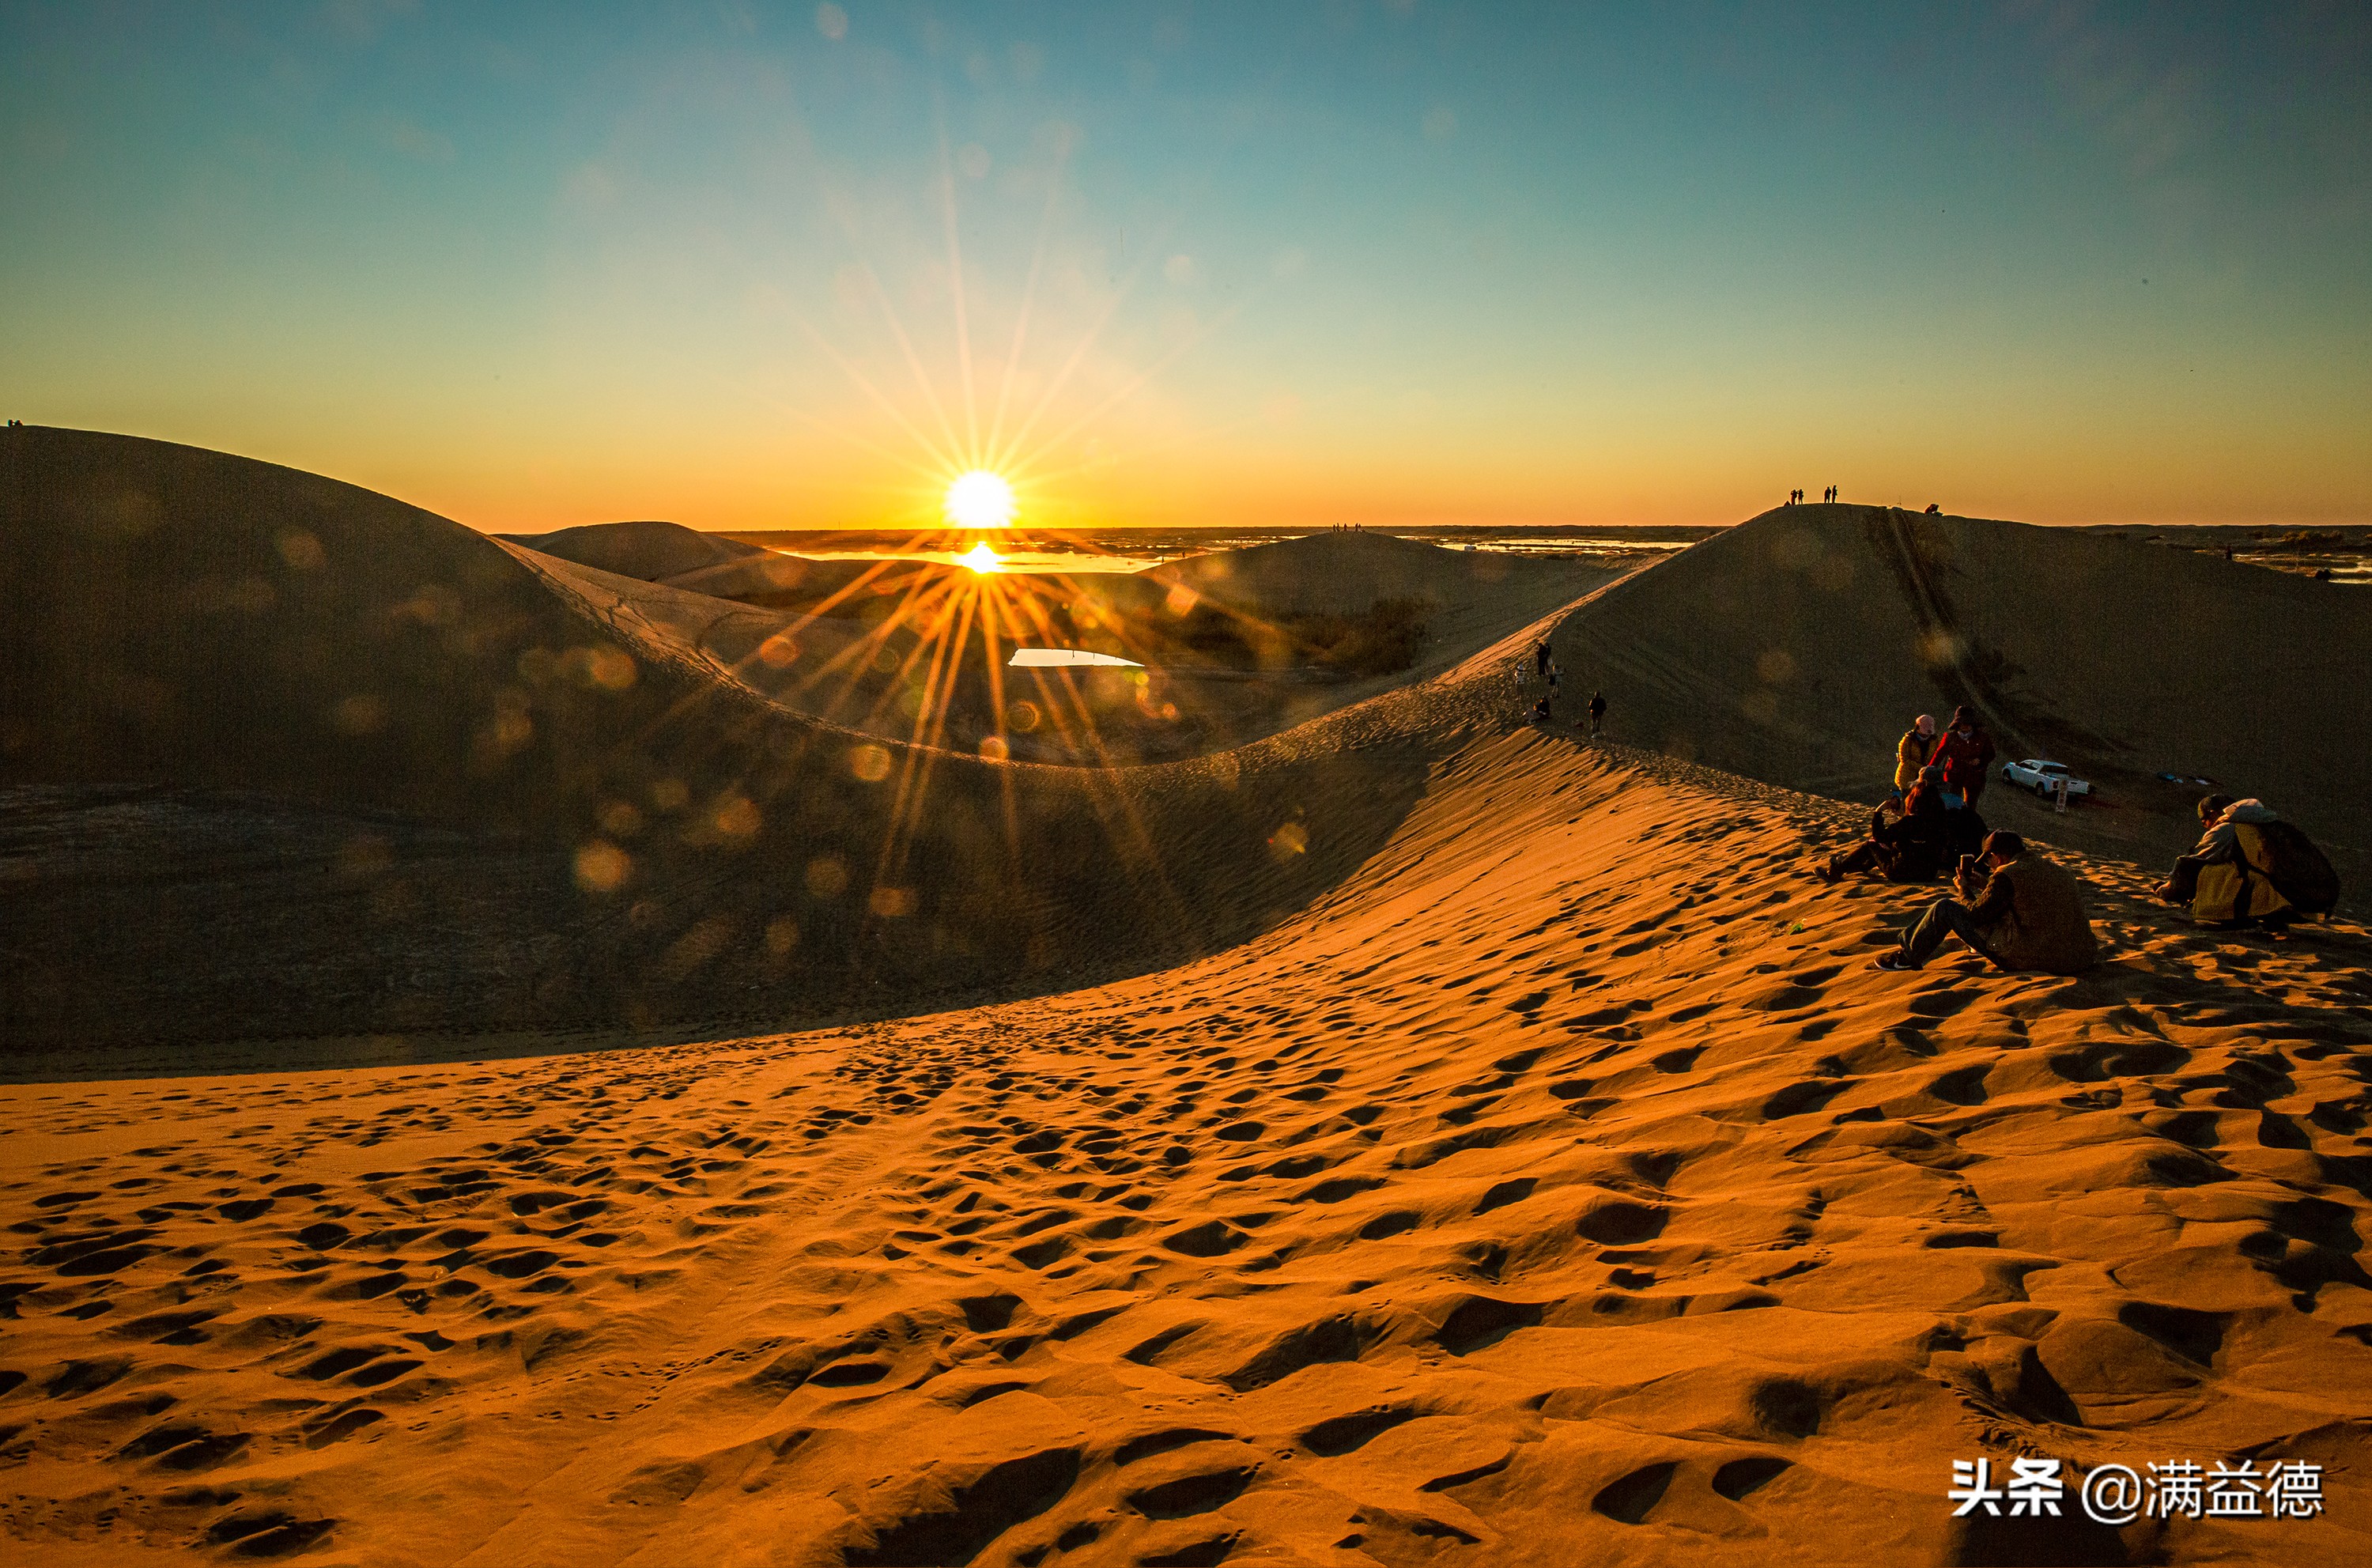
1550 504 2370 904
2 425 760 837
0 427 1490 1055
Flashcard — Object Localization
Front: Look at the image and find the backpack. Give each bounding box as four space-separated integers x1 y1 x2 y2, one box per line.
2253 821 2340 915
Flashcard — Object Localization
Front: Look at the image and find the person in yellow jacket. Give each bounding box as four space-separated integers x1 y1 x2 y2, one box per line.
1891 713 1936 799
2159 795 2294 925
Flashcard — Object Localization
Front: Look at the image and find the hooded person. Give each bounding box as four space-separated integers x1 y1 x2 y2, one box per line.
2159 795 2339 924
1928 708 1979 806
1931 705 1997 806
1893 714 1938 797
1878 830 2097 973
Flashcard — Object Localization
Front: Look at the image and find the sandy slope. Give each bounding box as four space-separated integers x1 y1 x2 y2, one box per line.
6 432 2370 1566
4 735 2369 1566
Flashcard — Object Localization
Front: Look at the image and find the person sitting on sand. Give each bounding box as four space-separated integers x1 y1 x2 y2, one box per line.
2158 795 2338 926
1877 830 2096 973
1891 712 1937 799
1822 765 1949 883
1531 696 1554 724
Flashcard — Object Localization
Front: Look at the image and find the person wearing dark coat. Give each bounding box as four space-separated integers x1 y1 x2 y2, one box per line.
1878 832 2098 973
1823 767 1951 882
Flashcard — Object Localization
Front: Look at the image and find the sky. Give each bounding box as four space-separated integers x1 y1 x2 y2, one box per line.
2 1 2366 532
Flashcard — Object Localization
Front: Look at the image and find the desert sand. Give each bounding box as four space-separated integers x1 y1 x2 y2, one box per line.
3 425 2369 1566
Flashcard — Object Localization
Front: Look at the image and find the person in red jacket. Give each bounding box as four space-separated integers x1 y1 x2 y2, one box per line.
1931 707 1997 807
1962 712 1999 806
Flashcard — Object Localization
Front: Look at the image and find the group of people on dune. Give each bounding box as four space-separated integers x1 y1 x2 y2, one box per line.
1818 708 2340 976
1819 708 1998 882
1519 639 1603 737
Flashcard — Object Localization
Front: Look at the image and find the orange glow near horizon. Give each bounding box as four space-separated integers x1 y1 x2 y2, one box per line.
960 541 1002 572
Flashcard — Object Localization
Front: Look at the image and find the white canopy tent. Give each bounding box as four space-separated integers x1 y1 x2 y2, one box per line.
1007 648 1144 669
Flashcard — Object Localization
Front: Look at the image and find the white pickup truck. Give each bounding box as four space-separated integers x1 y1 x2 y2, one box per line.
2000 758 2092 799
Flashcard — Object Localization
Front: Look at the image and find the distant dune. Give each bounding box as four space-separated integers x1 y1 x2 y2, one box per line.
1552 502 2371 890
1152 528 1521 617
498 517 769 582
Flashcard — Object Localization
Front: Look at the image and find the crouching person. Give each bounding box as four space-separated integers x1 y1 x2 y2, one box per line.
2159 795 2340 926
1877 831 2097 973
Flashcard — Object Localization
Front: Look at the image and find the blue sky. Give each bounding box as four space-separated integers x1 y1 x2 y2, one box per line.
2 1 2365 530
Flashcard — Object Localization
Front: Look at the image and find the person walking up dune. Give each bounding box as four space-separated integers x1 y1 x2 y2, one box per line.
1587 690 1606 739
1878 831 2095 973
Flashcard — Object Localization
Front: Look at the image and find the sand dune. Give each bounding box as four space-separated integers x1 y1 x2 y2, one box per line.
1 428 1580 1055
1149 529 1529 618
497 520 769 584
5 431 2369 1566
4 738 2367 1565
1551 503 2371 903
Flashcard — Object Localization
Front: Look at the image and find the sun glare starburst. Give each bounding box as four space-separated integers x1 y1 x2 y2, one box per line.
960 541 1003 573
946 470 1015 531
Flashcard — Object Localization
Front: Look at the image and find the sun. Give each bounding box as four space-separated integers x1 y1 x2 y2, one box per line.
945 469 1015 531
960 541 1002 573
